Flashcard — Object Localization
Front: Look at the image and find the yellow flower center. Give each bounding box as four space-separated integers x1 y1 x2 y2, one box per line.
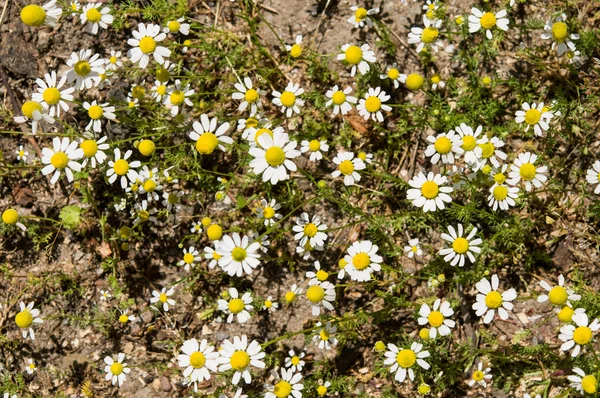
139 36 157 54
265 147 286 166
158 293 168 303
15 310 33 328
411 246 418 253
396 349 416 368
493 172 506 184
524 108 541 125
331 90 347 105
113 159 129 176
482 76 492 86
365 96 382 113
264 300 272 308
485 291 503 309
421 27 439 43
131 86 145 100
548 286 568 305
428 310 444 327
303 223 318 237
316 269 329 281
452 237 469 254
319 329 330 341
420 181 439 199
279 91 296 107
195 133 219 155
212 252 222 260
291 356 300 366
406 74 424 91
142 179 155 193
110 362 124 375
582 375 597 394
339 158 356 175
109 56 118 64
207 224 222 240
86 7 101 23
74 61 91 77
80 140 98 158
138 140 155 156
183 39 191 46
431 74 441 84
119 226 132 239
306 285 325 303
352 252 370 270
138 210 150 222
156 67 170 82
21 100 43 118
42 87 61 105
230 351 250 370
419 328 430 340
244 88 259 103
245 117 258 128
434 136 452 154
290 44 302 58
472 370 485 382
355 7 368 21
119 314 129 323
479 142 495 158
551 21 568 41
317 385 328 396
168 20 180 32
169 90 185 106
274 381 292 398
232 247 247 262
519 163 536 180
493 185 508 201
189 351 206 368
2 209 19 225
228 298 245 314
461 135 476 151
155 85 167 96
21 4 46 26
285 291 296 303
573 326 593 345
50 152 69 169
387 68 400 80
254 128 273 145
480 12 497 29
308 140 321 152
263 207 276 219
344 45 363 64
418 384 431 395
558 306 574 322
88 105 104 120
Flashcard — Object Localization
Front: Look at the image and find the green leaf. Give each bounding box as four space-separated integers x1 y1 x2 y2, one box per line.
59 205 84 229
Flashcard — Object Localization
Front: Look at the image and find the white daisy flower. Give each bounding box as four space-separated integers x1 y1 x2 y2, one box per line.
66 49 105 90
285 34 303 58
25 358 36 375
218 288 253 324
131 200 157 225
468 362 492 387
262 296 279 313
586 160 600 194
347 6 379 28
454 123 483 165
487 183 519 211
232 77 264 114
150 80 168 102
418 299 455 339
568 367 597 395
515 102 554 136
301 139 329 162
408 16 443 53
203 243 222 269
306 281 335 316
325 85 357 115
541 14 579 56
217 233 262 277
80 135 109 169
439 224 482 267
100 289 111 301
80 3 113 34
82 100 116 132
473 136 507 171
316 381 332 396
344 240 383 282
162 190 184 212
178 338 219 384
15 301 43 339
127 23 171 68
383 342 430 383
357 87 391 122
331 151 366 186
150 287 176 311
293 212 328 248
468 7 509 40
265 368 304 398
69 0 80 11
20 0 61 27
284 350 305 373
379 64 402 89
312 322 338 350
179 246 201 271
472 274 517 324
559 312 600 357
296 242 324 261
357 151 373 164
164 79 194 116
15 145 29 163
41 136 84 184
407 172 453 212
248 128 300 185
164 17 190 35
538 274 580 308
425 130 464 164
256 198 282 226
508 152 548 191
285 284 303 305
404 238 422 258
272 82 305 117
305 260 330 286
106 49 123 71
13 100 54 135
217 335 266 385
430 73 446 90
447 164 475 190
337 43 377 77
189 114 233 155
106 148 141 189
104 353 130 387
32 70 74 117
190 221 203 234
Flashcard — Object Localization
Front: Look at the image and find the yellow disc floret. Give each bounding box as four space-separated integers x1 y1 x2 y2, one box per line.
15 310 33 328
461 135 476 151
230 351 250 370
524 108 541 125
189 351 206 368
228 298 245 314
2 209 19 225
74 61 91 76
244 89 259 103
231 247 247 262
138 140 156 156
452 237 469 254
551 21 568 42
207 224 222 240
289 44 302 58
581 375 597 394
332 91 346 105
274 381 292 398
365 96 381 113
113 159 129 176
169 91 185 106
309 140 321 151
480 12 497 29
21 101 43 119
479 142 495 158
421 27 439 43
50 152 69 169
306 285 325 303
427 310 444 327
344 45 363 65
110 362 124 375
86 7 101 23
265 147 286 166
406 74 424 91
396 349 416 368
88 105 104 120
316 269 329 281
167 20 180 32
80 140 98 158
388 68 400 80
352 252 370 270
43 88 61 105
519 163 536 180
421 181 439 199
573 326 592 345
548 286 568 305
139 36 157 54
434 136 452 154
279 92 296 107
485 291 503 309
195 133 219 155
20 5 46 26
493 185 508 201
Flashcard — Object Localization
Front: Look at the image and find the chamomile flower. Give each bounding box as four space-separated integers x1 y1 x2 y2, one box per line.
379 64 402 88
559 312 600 357
487 183 519 211
425 130 463 164
189 114 233 155
301 139 329 162
179 246 201 271
218 288 253 324
325 85 357 115
132 200 157 225
285 284 303 305
468 362 492 387
217 335 266 385
248 128 300 184
178 339 219 384
284 350 305 373
472 274 517 324
69 0 80 11
265 368 304 398
568 367 598 395
454 124 483 164
262 296 279 313
586 161 600 194
107 148 141 189
217 233 262 277
15 145 29 163
41 136 84 184
66 49 105 90
468 8 509 40
347 6 379 28
337 43 376 77
25 358 36 375
357 87 391 122
404 239 422 258
106 50 123 71
2 208 26 231
104 353 130 387
151 80 168 102
331 151 366 186
293 213 328 248
165 79 194 116
508 152 548 191
128 23 171 68
408 16 443 53
190 221 203 234
439 224 482 267
407 172 453 212
80 3 113 34
316 381 331 396
399 73 425 91
203 243 222 269
473 136 507 171
418 299 455 339
15 302 43 340
383 342 430 383
20 0 61 27
344 240 383 282
32 71 74 117
541 14 579 56
100 289 112 301
256 198 282 226
306 281 335 316
14 100 54 135
285 35 303 58
118 309 137 325
164 17 190 35
305 261 330 286
313 322 338 350
162 190 183 212
232 77 264 114
272 83 305 117
83 101 116 132
538 275 580 308
80 135 109 169
150 287 176 311
430 73 446 90
515 102 554 137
